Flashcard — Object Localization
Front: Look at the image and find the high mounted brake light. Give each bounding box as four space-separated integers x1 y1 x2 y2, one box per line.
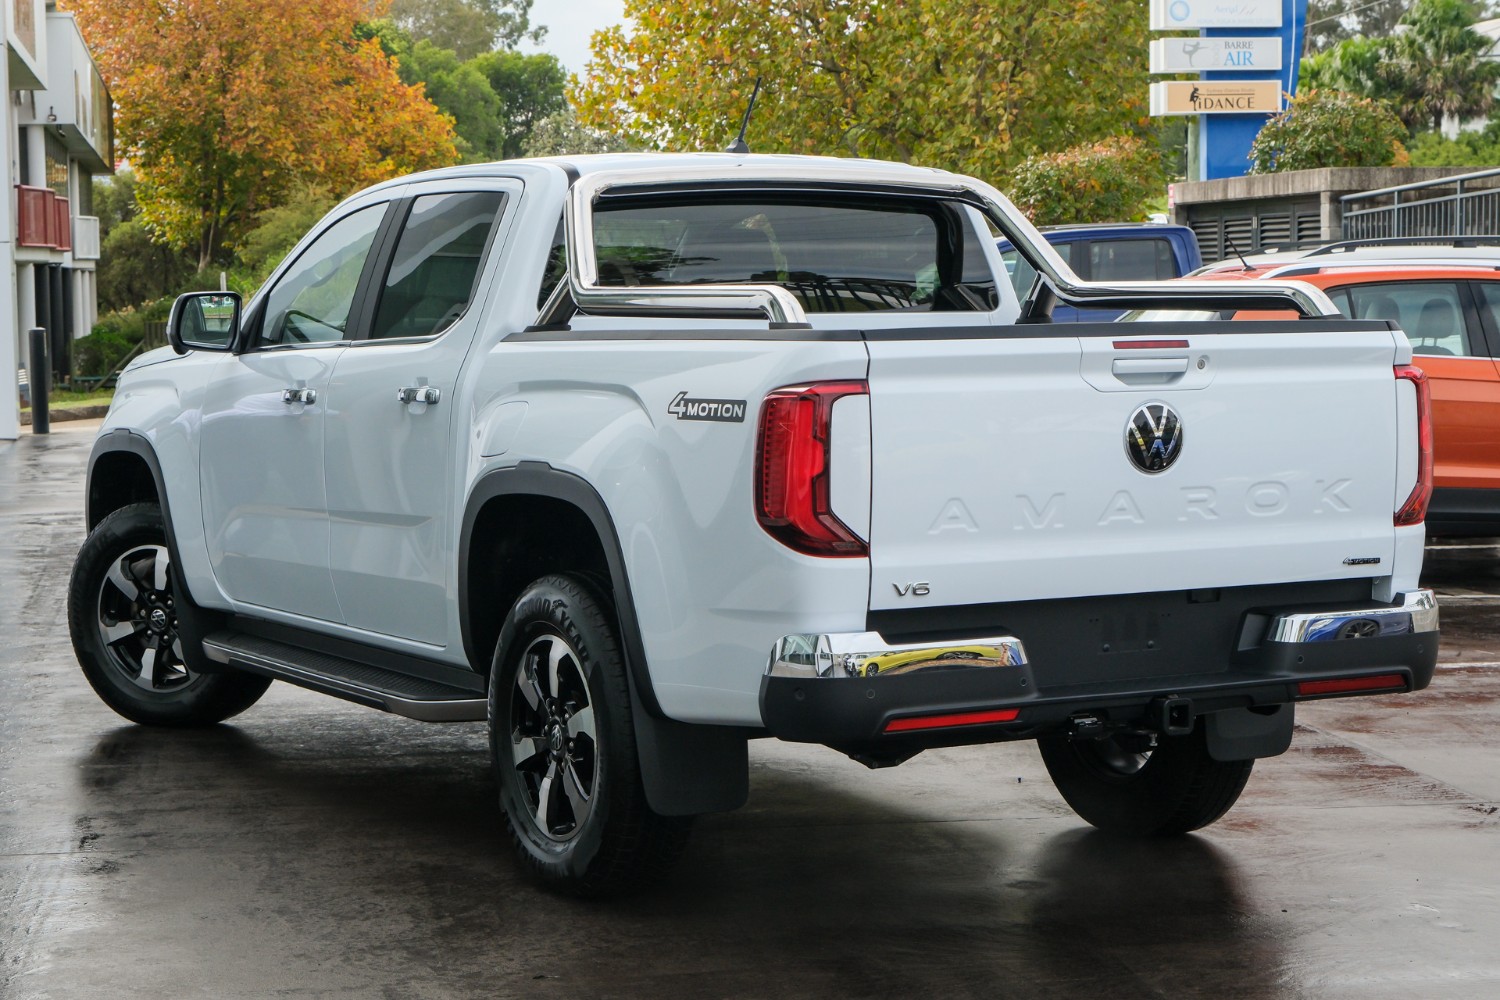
755 381 868 557
1394 365 1432 527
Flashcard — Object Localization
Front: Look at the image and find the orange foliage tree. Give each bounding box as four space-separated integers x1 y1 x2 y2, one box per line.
66 0 458 269
574 0 1151 185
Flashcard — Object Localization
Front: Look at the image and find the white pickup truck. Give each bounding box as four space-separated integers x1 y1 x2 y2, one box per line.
69 154 1438 895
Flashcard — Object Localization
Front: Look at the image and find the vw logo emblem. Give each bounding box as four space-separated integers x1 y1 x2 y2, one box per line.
1125 402 1183 473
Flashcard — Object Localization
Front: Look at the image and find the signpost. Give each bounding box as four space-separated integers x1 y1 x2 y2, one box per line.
1148 0 1311 180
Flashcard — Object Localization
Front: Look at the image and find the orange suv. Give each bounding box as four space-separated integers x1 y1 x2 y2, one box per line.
1182 253 1500 535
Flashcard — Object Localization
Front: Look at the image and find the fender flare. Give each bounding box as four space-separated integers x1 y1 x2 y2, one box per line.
85 430 225 673
459 462 749 816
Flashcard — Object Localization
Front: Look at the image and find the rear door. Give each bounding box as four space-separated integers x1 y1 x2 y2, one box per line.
1339 279 1500 493
323 180 516 646
864 321 1403 611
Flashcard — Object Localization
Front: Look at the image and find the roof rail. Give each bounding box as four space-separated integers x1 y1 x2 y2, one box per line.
1305 236 1500 256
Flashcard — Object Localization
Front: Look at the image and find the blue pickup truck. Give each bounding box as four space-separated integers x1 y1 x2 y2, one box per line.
999 222 1203 322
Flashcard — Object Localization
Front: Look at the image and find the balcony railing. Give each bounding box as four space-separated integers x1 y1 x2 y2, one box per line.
15 185 72 251
72 215 100 260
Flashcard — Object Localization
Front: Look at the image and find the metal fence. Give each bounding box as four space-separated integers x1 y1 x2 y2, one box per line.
1342 167 1500 241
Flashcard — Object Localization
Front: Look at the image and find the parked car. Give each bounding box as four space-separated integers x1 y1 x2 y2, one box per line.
1177 257 1500 535
999 223 1203 321
68 155 1436 895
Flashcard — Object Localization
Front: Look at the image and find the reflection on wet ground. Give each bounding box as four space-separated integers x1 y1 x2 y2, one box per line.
2 424 1498 998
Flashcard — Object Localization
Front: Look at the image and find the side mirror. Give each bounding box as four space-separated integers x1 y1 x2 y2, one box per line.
167 291 241 354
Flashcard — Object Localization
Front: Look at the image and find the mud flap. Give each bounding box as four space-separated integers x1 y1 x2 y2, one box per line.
1205 704 1294 762
628 680 750 816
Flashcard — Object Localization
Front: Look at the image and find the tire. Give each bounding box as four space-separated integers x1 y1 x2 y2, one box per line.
1037 724 1253 837
490 573 692 896
67 502 271 726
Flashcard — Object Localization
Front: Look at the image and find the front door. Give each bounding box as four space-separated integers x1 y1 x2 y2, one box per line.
323 183 514 645
200 201 392 621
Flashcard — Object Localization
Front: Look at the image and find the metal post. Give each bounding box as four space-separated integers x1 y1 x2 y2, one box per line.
28 327 49 434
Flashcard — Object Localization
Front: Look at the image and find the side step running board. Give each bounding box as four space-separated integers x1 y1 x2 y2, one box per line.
201 631 488 723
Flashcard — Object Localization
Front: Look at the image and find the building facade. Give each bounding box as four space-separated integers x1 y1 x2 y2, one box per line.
3 0 113 440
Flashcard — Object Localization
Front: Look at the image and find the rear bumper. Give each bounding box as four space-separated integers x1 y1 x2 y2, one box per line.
759 589 1438 753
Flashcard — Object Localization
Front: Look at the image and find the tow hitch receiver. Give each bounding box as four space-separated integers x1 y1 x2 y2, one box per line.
1153 696 1194 736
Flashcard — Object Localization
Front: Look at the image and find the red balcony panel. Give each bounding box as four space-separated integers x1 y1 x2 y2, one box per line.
53 197 71 251
16 185 53 248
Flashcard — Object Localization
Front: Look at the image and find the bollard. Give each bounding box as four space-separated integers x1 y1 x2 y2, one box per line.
28 327 49 435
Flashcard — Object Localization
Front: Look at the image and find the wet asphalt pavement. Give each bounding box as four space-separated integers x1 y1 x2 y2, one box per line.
2 421 1498 999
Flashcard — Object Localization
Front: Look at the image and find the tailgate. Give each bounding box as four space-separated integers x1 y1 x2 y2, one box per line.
865 323 1405 611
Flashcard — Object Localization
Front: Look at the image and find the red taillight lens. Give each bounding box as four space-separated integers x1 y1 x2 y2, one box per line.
755 381 868 557
1112 339 1189 349
883 708 1021 733
1296 674 1407 698
1394 365 1433 527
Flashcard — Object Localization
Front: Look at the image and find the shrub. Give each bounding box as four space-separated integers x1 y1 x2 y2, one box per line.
1007 135 1167 226
1250 89 1409 173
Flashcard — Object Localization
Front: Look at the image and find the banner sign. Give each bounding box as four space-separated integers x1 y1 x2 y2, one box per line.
1150 37 1283 73
1149 80 1283 115
1149 0 1283 30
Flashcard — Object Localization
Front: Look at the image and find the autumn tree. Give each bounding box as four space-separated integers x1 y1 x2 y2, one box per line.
573 0 1152 184
385 0 544 62
66 0 458 270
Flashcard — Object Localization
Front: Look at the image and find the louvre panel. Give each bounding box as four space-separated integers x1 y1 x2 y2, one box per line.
1296 213 1322 246
1190 219 1222 262
1256 213 1292 251
1223 217 1255 257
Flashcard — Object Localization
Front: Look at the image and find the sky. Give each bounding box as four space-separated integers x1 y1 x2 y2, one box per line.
522 0 627 77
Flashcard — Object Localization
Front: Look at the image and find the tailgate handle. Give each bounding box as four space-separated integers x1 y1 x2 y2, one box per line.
1112 357 1189 383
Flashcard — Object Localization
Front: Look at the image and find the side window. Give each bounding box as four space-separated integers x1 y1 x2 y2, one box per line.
369 191 506 340
1346 282 1470 357
1089 238 1176 281
1327 288 1354 318
537 214 567 309
1471 283 1500 356
259 205 387 348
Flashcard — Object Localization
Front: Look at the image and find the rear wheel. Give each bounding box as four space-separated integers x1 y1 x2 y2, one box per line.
490 573 691 896
1037 725 1253 837
67 502 271 726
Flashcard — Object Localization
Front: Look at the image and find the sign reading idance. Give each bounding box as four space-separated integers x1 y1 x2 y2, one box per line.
1150 36 1282 73
1149 81 1283 115
1149 0 1283 30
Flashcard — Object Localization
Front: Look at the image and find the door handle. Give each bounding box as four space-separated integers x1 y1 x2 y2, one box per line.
281 387 317 405
1112 358 1189 376
397 386 441 405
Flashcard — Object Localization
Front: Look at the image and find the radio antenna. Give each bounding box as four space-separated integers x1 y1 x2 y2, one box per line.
725 77 762 154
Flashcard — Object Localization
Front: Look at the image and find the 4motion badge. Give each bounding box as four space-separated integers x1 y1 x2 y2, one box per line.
668 391 747 423
1126 402 1183 474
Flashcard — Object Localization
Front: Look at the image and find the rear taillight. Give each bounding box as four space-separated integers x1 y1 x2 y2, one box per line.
755 381 868 557
1394 365 1432 527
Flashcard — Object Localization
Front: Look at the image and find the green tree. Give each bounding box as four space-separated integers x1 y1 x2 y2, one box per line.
470 50 568 159
523 108 634 156
1008 136 1166 225
1250 90 1409 173
1305 0 1408 53
574 0 1151 182
95 221 195 313
1407 120 1500 166
1299 0 1500 132
385 0 544 61
1385 0 1500 132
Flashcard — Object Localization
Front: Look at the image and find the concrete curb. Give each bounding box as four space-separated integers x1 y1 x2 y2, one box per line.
19 403 111 426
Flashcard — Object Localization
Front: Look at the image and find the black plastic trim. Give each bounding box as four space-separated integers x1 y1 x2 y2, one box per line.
458 462 661 715
1428 486 1500 536
225 616 485 693
504 326 861 342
